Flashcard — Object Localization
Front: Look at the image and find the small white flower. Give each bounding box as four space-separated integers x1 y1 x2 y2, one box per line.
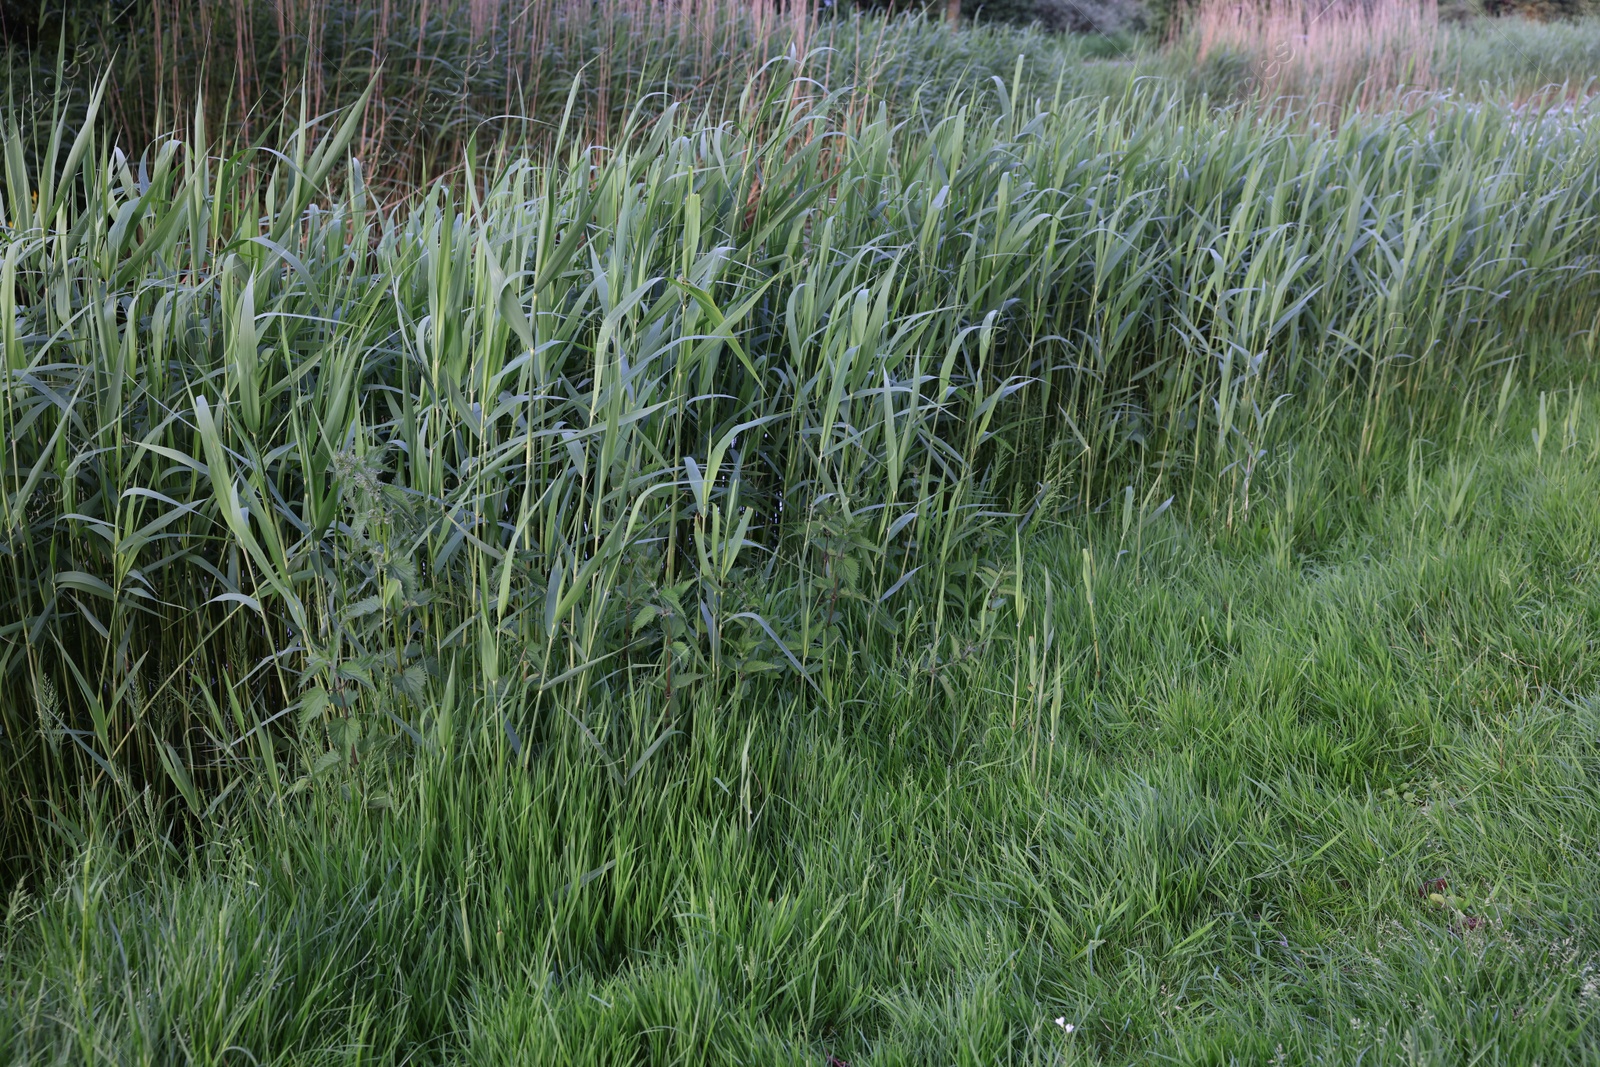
1054 1017 1075 1032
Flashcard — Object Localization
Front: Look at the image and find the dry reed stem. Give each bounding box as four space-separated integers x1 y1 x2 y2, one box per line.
1186 0 1438 110
126 0 823 188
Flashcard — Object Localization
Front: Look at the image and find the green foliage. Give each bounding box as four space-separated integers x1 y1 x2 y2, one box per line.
1438 15 1600 87
0 11 1599 1061
3 49 1600 876
10 1 1118 190
1483 0 1599 19
1161 11 1600 102
4 391 1600 1064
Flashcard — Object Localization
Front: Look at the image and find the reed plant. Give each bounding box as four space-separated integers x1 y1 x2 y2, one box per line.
1179 0 1440 110
120 0 817 180
0 3 1598 1054
17 1 1600 187
1436 14 1600 101
2 62 1598 880
4 383 1599 1064
83 0 1121 190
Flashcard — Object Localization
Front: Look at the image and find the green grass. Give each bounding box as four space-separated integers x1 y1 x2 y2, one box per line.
1438 15 1600 94
2 5 1600 1063
1163 13 1600 107
4 392 1599 1064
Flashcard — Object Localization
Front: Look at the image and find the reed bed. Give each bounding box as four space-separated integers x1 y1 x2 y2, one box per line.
1181 0 1439 110
1436 14 1600 102
1168 5 1600 109
2 5 1600 1058
2 68 1598 877
94 0 1115 190
124 0 815 174
21 1 1599 191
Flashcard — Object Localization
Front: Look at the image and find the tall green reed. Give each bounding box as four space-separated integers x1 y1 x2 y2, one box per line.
2 68 1597 876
